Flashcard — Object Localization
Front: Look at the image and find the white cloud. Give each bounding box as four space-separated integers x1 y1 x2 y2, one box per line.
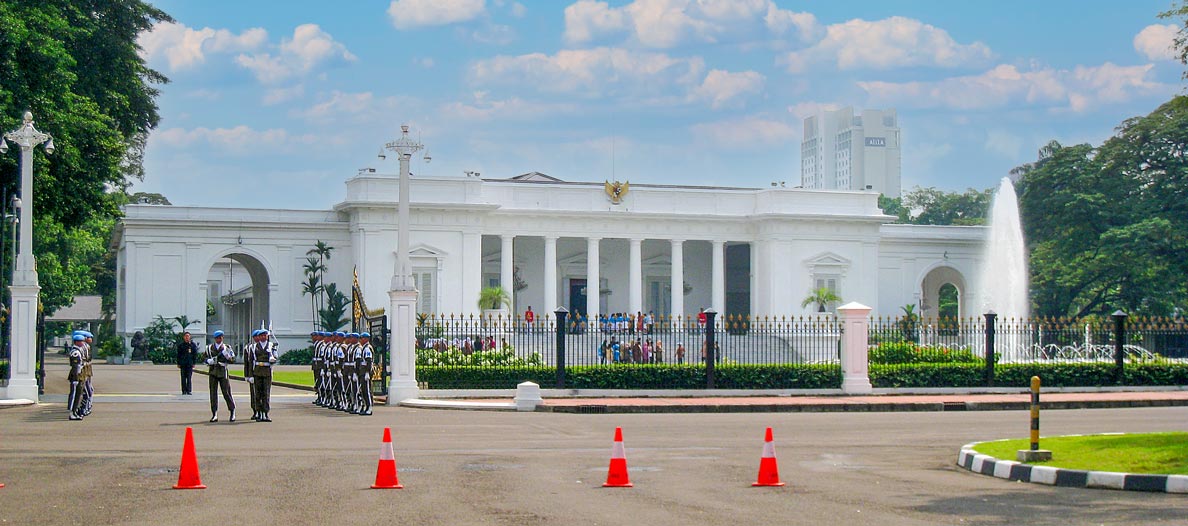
472 24 516 45
690 69 764 109
262 85 305 105
786 101 842 120
388 0 485 29
153 125 318 154
690 115 796 149
563 0 817 48
294 91 418 123
441 92 577 121
235 24 357 84
859 62 1167 113
781 16 992 72
511 2 527 17
470 47 705 97
138 22 266 70
1134 23 1178 61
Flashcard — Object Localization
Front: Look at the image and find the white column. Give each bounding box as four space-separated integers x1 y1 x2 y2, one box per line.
500 234 514 310
629 238 643 315
586 237 600 322
463 232 482 315
387 289 419 402
670 239 684 321
837 301 873 394
8 284 39 400
544 235 558 311
712 240 725 314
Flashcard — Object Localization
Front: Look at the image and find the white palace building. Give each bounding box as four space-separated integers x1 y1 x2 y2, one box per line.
114 170 985 351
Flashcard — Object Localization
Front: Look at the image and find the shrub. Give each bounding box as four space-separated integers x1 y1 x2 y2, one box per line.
0 360 7 379
868 342 980 364
97 338 126 358
416 347 542 367
143 315 179 364
415 364 841 390
279 346 313 365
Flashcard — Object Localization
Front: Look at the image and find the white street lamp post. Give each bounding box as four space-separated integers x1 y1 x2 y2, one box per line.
1 111 53 401
379 124 429 403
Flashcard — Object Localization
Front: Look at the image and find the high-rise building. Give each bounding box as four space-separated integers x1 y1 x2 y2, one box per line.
801 107 901 198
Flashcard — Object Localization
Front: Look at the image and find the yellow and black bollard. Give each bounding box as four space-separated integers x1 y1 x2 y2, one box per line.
1017 375 1052 462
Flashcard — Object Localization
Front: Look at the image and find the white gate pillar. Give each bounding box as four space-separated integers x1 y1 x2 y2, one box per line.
837 301 873 394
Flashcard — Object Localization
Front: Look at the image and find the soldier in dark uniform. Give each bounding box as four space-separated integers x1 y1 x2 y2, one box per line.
356 332 374 416
67 332 86 420
81 331 95 416
204 330 236 422
251 329 277 422
310 331 323 406
341 333 358 413
245 330 259 420
330 331 345 410
176 331 199 395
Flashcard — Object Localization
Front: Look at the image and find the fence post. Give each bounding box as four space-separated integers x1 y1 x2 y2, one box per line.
555 306 568 389
704 309 717 389
984 311 997 387
1112 310 1127 384
837 302 873 394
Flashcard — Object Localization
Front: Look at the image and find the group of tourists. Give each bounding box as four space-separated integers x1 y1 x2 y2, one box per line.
66 331 96 420
310 331 374 416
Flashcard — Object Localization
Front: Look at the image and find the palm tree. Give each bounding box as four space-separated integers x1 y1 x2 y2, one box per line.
305 241 334 328
477 286 512 311
302 256 327 330
801 287 842 313
899 304 919 342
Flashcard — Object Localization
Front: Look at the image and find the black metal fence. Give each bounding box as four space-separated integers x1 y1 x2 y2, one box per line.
413 311 1188 390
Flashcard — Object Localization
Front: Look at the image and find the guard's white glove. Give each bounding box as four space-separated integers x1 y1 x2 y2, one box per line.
247 377 255 384
205 358 215 366
269 357 277 363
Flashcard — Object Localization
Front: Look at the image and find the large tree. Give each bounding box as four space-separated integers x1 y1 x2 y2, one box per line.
1016 97 1188 318
878 187 992 226
0 0 170 313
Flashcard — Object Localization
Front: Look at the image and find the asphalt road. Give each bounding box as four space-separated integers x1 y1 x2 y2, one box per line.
2 361 1187 525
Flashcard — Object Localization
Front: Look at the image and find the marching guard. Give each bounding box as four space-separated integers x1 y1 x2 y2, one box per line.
356 332 374 416
203 330 236 422
311 331 324 406
81 331 95 416
331 331 346 410
67 332 87 420
250 329 277 422
341 333 358 413
244 330 258 420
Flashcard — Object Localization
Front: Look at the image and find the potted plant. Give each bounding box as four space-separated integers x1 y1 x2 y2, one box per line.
477 286 512 329
801 287 842 314
97 338 128 365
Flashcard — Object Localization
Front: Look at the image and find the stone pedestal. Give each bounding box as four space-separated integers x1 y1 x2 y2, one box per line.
387 288 420 403
1017 449 1053 462
514 381 542 412
837 302 873 395
6 284 40 401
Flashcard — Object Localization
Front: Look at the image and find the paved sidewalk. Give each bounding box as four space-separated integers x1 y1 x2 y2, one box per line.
532 390 1188 413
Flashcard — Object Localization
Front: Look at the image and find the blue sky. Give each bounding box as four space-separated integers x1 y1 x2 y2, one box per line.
136 0 1183 208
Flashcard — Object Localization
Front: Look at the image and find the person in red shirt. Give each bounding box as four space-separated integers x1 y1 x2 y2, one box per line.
697 308 707 333
525 306 535 333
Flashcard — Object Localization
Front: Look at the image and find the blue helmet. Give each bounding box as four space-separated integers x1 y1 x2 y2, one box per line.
360 332 371 339
213 330 225 338
334 331 346 338
72 333 86 342
83 331 94 339
346 332 360 339
251 329 262 337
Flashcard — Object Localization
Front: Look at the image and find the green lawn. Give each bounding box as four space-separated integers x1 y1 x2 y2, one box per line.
972 432 1188 475
269 371 314 387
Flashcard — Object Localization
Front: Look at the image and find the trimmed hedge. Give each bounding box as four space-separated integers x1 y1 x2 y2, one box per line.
417 362 1188 390
0 360 7 379
417 364 841 390
278 346 313 365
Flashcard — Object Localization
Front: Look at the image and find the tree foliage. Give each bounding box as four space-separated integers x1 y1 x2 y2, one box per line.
0 0 170 314
1016 96 1188 318
878 187 992 226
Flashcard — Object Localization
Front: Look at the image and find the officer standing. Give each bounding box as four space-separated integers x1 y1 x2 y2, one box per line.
310 331 323 406
81 331 95 416
251 329 277 422
66 332 86 420
176 331 199 395
356 332 374 416
203 330 236 422
341 333 358 413
331 331 346 411
245 330 259 420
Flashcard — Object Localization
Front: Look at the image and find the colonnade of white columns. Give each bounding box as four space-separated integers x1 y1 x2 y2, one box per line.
495 235 729 319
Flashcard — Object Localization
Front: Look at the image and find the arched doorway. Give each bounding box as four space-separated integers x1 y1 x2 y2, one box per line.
205 253 270 350
920 265 966 321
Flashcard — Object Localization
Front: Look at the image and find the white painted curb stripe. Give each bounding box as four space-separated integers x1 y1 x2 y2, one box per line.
1030 466 1058 485
1086 471 1125 490
1167 475 1188 494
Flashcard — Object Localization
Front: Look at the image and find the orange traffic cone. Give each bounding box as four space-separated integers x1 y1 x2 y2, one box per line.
173 427 206 489
603 427 633 487
371 427 403 489
752 427 784 487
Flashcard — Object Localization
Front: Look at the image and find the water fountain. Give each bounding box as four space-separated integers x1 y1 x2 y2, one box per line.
977 177 1029 360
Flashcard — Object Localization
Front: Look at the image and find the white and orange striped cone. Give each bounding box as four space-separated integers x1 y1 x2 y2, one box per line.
371 427 404 489
752 427 785 487
603 427 633 487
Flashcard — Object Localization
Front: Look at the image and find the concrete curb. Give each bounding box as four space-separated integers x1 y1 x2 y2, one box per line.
957 439 1188 494
0 398 35 407
541 398 1188 414
400 399 517 411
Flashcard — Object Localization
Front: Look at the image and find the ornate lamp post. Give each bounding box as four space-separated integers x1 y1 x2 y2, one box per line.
0 111 54 401
379 124 429 403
